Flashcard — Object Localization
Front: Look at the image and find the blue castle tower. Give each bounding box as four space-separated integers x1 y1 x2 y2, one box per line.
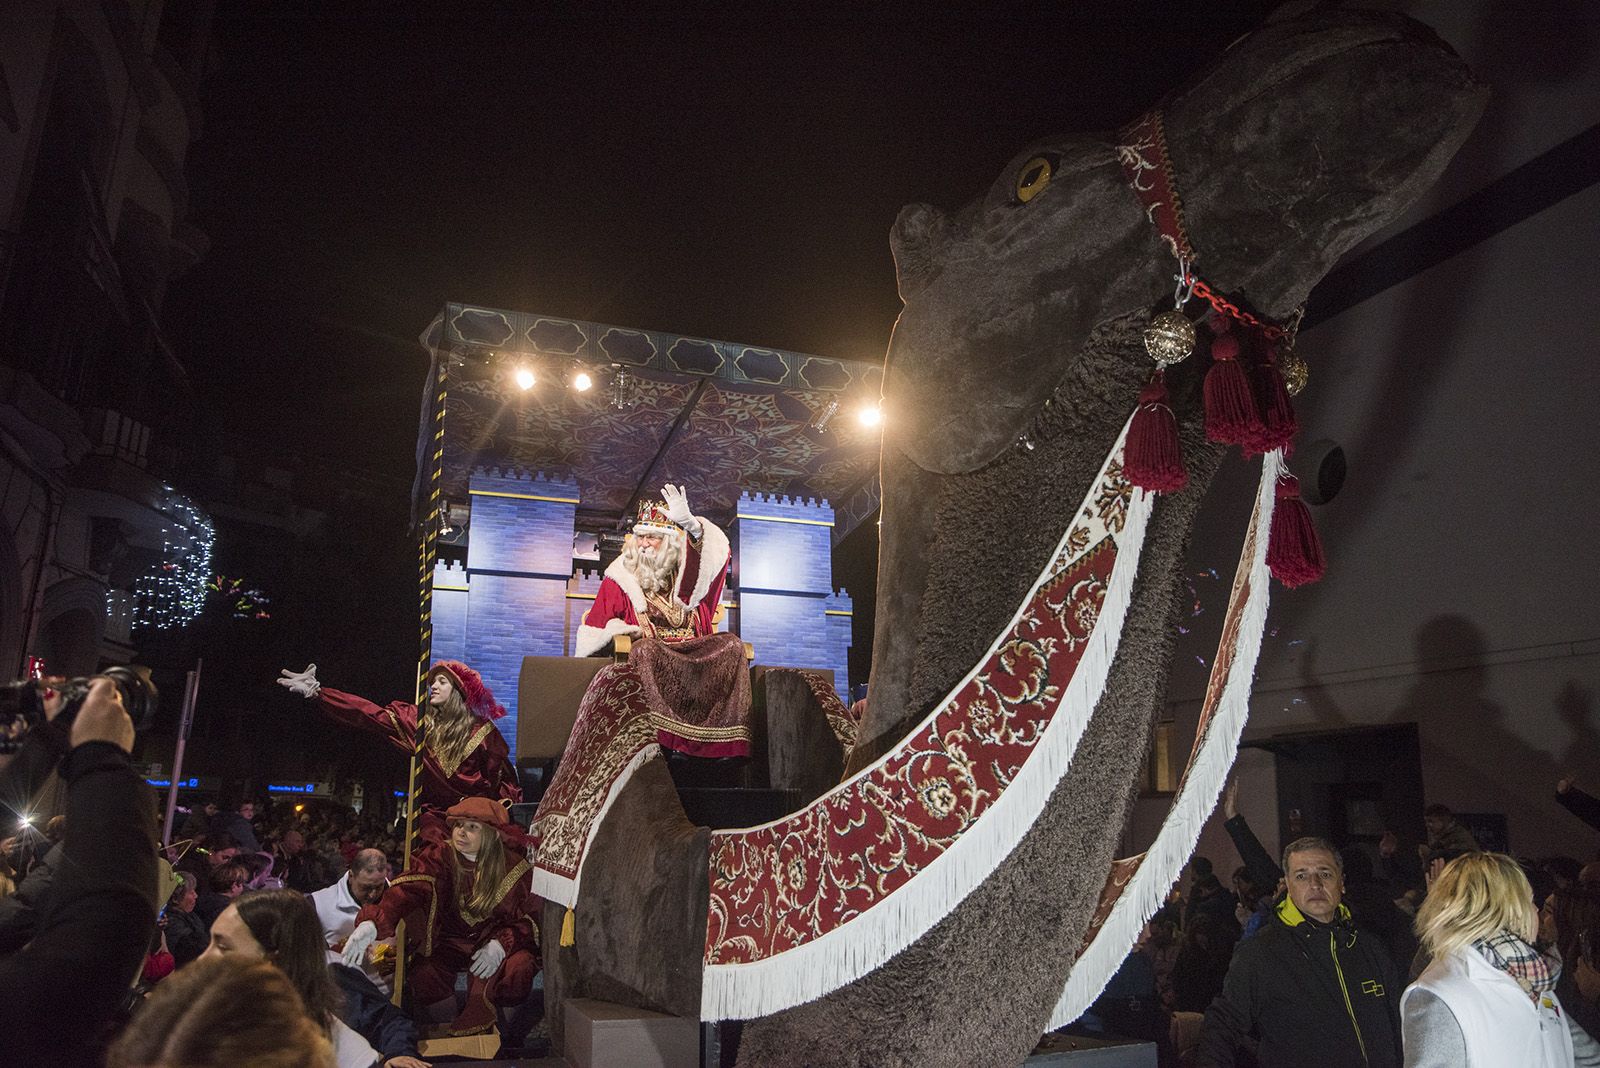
430 468 580 749
731 492 851 694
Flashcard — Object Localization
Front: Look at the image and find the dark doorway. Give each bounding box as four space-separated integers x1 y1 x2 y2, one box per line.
1244 723 1425 858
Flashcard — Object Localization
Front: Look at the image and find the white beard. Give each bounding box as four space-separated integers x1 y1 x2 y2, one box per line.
623 539 682 594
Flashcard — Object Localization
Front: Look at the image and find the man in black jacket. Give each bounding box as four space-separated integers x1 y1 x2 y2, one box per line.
1197 836 1403 1068
0 678 159 1067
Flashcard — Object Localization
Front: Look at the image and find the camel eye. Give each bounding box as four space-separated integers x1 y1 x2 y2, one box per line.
1015 155 1054 203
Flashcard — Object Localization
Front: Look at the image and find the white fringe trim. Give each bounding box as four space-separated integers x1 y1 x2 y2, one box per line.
531 739 661 908
1046 448 1283 1029
700 419 1155 1020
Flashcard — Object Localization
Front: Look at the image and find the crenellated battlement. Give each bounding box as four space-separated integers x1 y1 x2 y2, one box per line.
736 489 835 524
469 467 580 495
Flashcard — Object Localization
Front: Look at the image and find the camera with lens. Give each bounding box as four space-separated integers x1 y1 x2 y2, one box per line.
0 665 157 755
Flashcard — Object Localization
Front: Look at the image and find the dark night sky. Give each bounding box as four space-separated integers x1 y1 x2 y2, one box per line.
165 4 1273 482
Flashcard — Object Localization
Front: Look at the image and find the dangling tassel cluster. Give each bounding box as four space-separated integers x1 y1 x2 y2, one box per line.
1202 318 1262 446
1126 309 1198 494
1267 472 1326 587
1125 369 1188 492
560 907 576 947
1248 342 1297 455
1129 289 1325 587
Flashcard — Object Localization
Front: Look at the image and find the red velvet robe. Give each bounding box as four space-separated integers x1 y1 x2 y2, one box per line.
575 518 730 656
316 689 521 845
356 841 539 1006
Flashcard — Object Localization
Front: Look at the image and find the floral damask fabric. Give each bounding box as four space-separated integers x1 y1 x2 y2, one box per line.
529 664 657 896
704 466 1133 967
791 668 859 753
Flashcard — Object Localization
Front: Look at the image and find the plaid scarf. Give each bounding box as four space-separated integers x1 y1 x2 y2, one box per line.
1474 931 1559 1001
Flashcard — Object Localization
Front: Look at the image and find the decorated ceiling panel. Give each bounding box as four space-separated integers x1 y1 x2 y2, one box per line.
428 305 882 531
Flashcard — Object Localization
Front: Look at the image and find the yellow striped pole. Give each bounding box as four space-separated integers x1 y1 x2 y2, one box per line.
392 354 448 1005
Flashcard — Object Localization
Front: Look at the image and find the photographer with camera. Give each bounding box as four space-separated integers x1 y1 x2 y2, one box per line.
0 676 162 1066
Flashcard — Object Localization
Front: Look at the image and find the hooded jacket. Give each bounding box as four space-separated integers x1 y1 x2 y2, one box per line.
1198 897 1404 1068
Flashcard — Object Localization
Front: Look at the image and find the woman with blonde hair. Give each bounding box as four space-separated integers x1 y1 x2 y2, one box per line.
277 660 520 847
343 796 539 1037
1402 852 1575 1067
107 956 334 1068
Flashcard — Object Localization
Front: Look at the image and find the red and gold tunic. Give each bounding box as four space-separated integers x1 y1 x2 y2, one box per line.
356 841 540 1006
316 689 521 845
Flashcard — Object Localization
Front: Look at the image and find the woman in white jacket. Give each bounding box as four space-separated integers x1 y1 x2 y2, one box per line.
1402 852 1579 1067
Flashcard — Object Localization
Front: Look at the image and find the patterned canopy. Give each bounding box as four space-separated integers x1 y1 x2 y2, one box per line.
423 304 884 532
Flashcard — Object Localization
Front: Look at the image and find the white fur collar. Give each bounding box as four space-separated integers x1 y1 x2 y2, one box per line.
604 516 729 613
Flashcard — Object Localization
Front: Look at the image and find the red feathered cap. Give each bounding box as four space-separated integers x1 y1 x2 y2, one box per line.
427 660 506 720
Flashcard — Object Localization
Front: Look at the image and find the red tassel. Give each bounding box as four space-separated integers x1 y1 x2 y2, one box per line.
1203 329 1263 445
1124 369 1187 492
1248 343 1297 455
1267 473 1326 587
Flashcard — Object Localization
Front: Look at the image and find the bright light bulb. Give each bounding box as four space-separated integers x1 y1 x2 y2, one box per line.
514 367 536 391
573 371 593 392
858 405 883 428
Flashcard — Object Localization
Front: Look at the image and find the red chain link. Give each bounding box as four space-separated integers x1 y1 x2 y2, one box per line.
1190 277 1288 341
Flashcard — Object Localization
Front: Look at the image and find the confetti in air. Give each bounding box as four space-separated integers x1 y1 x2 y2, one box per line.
207 575 273 621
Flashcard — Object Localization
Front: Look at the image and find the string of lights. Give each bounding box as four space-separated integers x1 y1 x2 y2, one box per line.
132 490 214 632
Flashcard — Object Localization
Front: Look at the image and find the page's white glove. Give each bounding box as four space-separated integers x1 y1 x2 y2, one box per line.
342 920 377 966
469 938 506 979
660 484 702 539
276 663 321 699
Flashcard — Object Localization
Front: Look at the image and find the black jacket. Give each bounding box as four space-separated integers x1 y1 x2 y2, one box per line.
165 906 210 965
0 839 64 953
1558 785 1600 833
1223 813 1282 893
0 742 158 1067
332 963 420 1060
1197 899 1403 1068
211 810 260 852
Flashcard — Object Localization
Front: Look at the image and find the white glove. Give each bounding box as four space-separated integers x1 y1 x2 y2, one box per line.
342 920 377 966
469 938 506 979
276 663 321 698
660 484 702 539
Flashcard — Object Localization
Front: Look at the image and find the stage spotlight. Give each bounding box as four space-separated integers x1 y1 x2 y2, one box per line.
611 365 634 410
513 367 536 391
858 404 883 428
573 370 593 392
810 399 839 433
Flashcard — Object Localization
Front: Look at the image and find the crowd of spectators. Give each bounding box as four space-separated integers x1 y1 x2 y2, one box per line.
3 674 1597 1066
1078 778 1600 1067
0 679 545 1067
